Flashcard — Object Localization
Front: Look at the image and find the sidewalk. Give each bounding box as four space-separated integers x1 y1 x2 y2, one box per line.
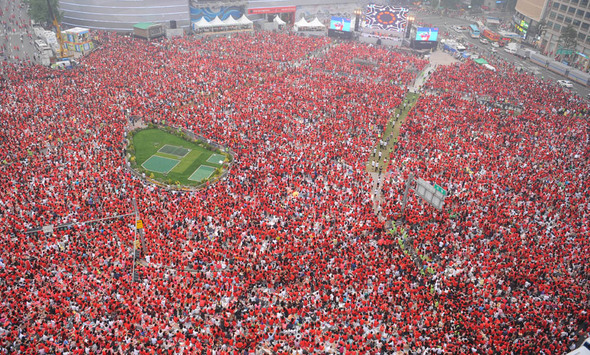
365 51 453 236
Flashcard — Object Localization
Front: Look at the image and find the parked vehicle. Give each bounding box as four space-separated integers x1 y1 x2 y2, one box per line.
557 80 574 88
504 42 519 54
567 69 590 86
548 61 569 76
566 337 590 355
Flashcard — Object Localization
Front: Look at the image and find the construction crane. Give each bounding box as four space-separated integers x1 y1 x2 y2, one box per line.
45 0 68 59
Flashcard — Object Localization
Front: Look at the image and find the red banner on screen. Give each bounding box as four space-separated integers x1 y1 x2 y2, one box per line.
247 6 296 14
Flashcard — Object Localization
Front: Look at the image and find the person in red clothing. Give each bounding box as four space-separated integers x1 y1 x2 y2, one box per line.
0 26 588 355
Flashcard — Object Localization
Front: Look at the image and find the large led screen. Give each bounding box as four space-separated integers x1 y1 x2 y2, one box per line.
415 27 438 41
365 4 408 32
329 17 352 32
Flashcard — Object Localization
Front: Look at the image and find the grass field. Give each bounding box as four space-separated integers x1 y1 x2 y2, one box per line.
131 128 229 186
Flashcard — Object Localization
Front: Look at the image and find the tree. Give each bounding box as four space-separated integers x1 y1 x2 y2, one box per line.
25 0 61 27
558 24 578 51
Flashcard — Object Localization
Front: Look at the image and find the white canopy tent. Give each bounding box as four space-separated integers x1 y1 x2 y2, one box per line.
192 14 253 32
273 16 286 25
308 17 325 28
223 15 239 27
208 16 225 28
237 15 253 27
294 17 326 31
192 17 210 30
293 17 310 31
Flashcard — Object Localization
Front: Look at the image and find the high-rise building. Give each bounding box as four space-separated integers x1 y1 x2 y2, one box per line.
513 0 547 40
514 0 590 70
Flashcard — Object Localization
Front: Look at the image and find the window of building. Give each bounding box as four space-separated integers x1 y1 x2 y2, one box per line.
568 6 576 14
578 32 586 40
582 0 589 6
565 16 573 24
554 23 562 31
560 4 568 11
571 0 579 4
577 9 585 17
574 19 581 26
586 11 590 19
550 12 557 19
557 14 565 22
582 22 590 30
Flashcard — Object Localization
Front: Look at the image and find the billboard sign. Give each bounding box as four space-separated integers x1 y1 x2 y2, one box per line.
365 4 408 32
329 16 352 32
247 6 296 14
415 27 438 41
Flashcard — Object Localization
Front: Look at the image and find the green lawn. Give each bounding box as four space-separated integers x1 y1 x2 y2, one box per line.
131 128 229 186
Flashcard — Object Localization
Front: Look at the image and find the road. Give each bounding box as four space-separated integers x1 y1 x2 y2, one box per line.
417 11 590 99
0 0 37 64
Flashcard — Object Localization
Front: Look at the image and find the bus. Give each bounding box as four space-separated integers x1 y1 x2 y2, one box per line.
482 29 500 42
468 24 480 38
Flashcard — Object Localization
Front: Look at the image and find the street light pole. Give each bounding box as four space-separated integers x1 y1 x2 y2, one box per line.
354 9 362 32
401 173 414 216
406 15 415 39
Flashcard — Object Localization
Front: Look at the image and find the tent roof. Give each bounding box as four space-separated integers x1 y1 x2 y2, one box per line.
208 16 225 27
273 16 286 25
237 15 253 25
223 15 239 26
308 18 325 27
474 58 488 64
193 17 210 28
294 17 310 27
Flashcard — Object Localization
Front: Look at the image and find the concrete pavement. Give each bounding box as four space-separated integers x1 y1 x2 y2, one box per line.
0 0 37 64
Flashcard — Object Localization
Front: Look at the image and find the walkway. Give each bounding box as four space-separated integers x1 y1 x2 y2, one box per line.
367 50 456 219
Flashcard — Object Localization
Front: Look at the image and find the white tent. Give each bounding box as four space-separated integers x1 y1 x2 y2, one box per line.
237 15 253 27
223 15 239 27
273 16 286 25
308 17 325 28
192 17 210 30
294 17 309 31
208 16 225 28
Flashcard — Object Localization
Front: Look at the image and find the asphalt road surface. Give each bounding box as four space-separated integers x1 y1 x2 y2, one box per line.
0 0 37 64
417 11 590 100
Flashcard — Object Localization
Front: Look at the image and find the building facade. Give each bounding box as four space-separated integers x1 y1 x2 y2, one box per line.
514 0 590 70
542 0 590 60
513 0 547 42
59 0 191 31
60 0 360 31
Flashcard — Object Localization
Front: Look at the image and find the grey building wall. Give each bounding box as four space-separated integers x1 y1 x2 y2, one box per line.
59 0 191 31
248 0 361 22
59 0 368 32
541 0 590 59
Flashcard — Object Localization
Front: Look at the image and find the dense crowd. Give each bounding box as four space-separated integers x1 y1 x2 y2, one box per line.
0 28 588 355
